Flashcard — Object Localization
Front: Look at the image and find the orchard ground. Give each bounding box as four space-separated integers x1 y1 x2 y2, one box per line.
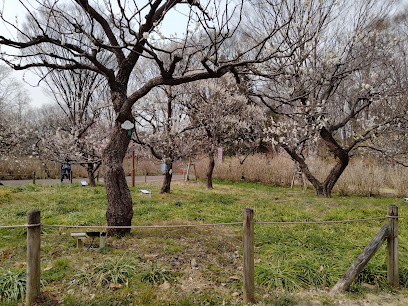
0 174 189 187
1 180 408 305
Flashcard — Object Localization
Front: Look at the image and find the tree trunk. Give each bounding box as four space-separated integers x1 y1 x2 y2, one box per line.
160 160 173 193
319 127 350 197
207 150 215 189
298 154 348 198
281 127 350 198
86 163 96 187
185 157 191 182
102 124 133 236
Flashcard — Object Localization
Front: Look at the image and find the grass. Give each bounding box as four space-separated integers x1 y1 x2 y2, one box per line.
0 180 408 304
0 268 26 303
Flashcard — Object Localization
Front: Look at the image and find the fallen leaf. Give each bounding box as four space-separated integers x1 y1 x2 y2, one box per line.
160 281 171 290
319 266 324 273
144 254 159 259
191 258 198 268
44 263 53 271
229 275 240 281
362 283 376 290
109 283 123 289
232 292 240 297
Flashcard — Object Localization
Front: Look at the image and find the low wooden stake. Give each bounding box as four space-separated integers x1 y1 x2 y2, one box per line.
331 223 390 294
26 210 41 305
243 208 255 303
32 172 36 184
387 205 399 287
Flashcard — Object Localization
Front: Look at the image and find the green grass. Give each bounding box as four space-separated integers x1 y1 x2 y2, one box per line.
0 180 407 304
0 268 26 303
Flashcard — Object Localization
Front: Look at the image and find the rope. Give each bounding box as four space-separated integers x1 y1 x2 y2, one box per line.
0 223 41 228
255 216 387 225
386 215 408 219
2 216 408 229
41 222 243 229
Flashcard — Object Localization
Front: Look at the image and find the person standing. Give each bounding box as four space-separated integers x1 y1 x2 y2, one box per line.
60 158 71 183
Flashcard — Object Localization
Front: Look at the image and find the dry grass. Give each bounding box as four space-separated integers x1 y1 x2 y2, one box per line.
1 153 407 197
1 181 408 305
0 157 88 180
195 154 407 197
195 154 295 186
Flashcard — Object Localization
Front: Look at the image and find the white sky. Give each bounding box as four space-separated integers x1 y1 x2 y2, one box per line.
0 0 191 108
2 0 408 108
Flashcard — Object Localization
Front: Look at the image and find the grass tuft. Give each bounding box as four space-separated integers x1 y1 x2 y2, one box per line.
140 261 176 284
0 268 26 303
72 256 138 288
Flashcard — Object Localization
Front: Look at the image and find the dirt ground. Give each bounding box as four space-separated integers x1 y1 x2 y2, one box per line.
291 289 408 305
0 174 189 186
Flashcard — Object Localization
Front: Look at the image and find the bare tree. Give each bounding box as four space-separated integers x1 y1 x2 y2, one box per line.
0 65 30 123
247 0 403 197
0 0 316 235
183 75 264 188
133 85 193 193
37 65 108 186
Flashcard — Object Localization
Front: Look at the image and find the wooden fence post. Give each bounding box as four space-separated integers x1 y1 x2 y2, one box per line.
132 149 135 187
331 223 390 294
387 205 399 287
70 170 73 184
243 208 255 303
26 210 41 305
32 172 36 185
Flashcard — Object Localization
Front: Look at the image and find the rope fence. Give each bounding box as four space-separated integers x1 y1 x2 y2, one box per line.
0 206 405 304
2 215 408 229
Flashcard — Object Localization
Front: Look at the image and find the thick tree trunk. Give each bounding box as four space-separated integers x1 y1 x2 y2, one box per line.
86 163 96 187
281 127 350 198
319 127 350 197
207 151 215 189
160 160 173 193
103 124 133 236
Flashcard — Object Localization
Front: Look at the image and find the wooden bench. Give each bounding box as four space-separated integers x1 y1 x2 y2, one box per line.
71 231 106 249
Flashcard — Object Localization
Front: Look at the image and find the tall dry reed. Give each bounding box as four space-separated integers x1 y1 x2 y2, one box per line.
195 154 295 186
195 154 407 197
1 154 407 198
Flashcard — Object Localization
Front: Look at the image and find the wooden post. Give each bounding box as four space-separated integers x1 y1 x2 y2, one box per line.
70 170 73 184
26 210 41 305
77 238 83 249
193 164 197 180
32 172 36 184
132 147 135 187
96 171 99 183
331 223 390 294
144 173 147 183
387 205 399 287
243 208 255 303
185 158 191 182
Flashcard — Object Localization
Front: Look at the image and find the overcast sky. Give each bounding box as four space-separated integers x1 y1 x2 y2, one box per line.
2 0 408 108
0 0 191 108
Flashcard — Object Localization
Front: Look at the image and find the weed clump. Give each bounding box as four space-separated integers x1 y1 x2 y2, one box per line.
140 261 176 284
72 257 138 288
0 268 26 303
